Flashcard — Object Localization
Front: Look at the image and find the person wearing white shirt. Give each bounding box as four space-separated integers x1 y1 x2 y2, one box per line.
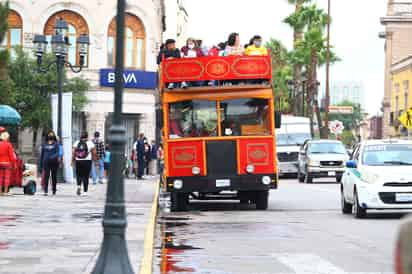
72 132 96 196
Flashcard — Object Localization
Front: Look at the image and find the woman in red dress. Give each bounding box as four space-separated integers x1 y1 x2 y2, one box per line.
0 131 16 195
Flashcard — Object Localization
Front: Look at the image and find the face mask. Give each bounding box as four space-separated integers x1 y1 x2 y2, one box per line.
188 43 195 49
254 41 262 48
47 136 54 141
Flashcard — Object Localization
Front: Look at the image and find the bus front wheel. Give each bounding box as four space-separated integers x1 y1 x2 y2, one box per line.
255 191 269 210
171 192 188 212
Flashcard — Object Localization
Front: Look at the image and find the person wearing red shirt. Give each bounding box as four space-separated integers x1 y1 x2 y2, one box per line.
0 131 16 195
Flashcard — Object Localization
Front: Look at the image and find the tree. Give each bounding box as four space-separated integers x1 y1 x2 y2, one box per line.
6 48 89 151
329 101 364 131
0 1 9 80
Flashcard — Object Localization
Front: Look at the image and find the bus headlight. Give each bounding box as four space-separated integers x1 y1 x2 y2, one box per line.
192 166 200 175
246 164 255 174
173 180 183 189
262 176 271 185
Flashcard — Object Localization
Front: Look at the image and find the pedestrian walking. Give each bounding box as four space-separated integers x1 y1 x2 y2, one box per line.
91 131 105 184
144 140 151 176
39 130 61 196
150 140 158 175
0 130 16 196
135 133 145 180
72 132 96 196
103 144 111 178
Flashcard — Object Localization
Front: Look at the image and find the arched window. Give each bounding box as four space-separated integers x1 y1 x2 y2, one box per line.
44 10 89 67
1 10 23 57
108 13 145 69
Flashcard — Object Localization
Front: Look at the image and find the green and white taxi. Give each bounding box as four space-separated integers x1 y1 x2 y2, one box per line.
341 139 412 218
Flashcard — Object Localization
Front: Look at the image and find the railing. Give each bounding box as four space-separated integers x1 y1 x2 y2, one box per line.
389 2 412 16
160 55 272 89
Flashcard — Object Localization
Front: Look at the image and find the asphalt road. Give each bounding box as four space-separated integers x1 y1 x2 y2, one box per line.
153 178 410 274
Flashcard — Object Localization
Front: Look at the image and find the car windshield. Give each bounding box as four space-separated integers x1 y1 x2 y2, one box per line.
276 133 311 146
362 144 412 166
308 142 346 154
168 100 218 138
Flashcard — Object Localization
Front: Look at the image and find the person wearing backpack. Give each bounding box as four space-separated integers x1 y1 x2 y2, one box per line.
72 132 96 196
91 131 105 184
40 130 61 196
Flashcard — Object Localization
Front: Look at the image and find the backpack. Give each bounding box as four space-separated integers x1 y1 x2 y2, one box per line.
75 141 89 159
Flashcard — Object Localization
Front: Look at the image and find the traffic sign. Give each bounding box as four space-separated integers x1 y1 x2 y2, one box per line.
399 109 412 129
329 120 344 135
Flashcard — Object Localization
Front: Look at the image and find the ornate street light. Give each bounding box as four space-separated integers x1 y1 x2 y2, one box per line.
92 0 135 272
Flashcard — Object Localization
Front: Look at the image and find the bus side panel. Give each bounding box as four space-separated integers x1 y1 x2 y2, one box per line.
167 141 205 177
238 138 275 175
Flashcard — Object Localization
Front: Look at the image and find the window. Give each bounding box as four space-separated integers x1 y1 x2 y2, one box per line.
169 100 217 138
108 13 145 69
44 10 89 67
0 10 22 58
404 80 410 110
220 98 270 136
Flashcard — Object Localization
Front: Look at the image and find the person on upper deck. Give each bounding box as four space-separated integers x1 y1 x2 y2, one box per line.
181 38 204 58
157 39 181 89
245 35 268 56
224 33 244 56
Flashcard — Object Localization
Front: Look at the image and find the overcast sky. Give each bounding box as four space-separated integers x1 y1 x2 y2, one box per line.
184 0 388 115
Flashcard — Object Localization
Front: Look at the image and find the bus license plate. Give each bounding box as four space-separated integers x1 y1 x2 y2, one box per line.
396 193 412 202
216 179 231 188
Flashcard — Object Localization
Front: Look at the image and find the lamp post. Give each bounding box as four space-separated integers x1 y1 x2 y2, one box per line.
33 19 90 140
91 0 135 273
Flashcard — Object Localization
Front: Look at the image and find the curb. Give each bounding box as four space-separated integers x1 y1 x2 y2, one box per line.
139 180 160 274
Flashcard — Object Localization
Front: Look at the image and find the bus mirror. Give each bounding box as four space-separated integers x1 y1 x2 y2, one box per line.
275 111 282 129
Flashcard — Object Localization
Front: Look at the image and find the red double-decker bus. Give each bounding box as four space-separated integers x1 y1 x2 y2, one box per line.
160 54 281 211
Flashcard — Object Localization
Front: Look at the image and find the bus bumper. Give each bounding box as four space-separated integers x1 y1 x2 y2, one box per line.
166 174 278 193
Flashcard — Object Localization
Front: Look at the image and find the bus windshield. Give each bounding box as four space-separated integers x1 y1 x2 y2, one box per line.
169 100 218 139
168 98 270 138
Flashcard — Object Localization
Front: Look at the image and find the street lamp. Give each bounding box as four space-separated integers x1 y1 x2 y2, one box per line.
92 0 135 273
33 18 89 141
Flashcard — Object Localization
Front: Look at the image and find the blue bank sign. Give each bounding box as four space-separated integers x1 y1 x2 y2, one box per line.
100 69 158 89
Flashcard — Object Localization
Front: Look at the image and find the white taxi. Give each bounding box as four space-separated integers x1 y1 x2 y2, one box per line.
341 139 412 218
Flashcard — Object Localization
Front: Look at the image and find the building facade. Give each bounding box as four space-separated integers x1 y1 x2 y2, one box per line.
2 0 170 155
325 81 365 107
163 0 189 48
368 115 383 139
380 0 412 137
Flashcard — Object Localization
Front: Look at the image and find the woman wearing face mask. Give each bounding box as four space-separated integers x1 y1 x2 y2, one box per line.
40 130 61 195
245 35 268 56
181 38 204 88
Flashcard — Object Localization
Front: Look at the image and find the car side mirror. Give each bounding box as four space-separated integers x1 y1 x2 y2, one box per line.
275 111 281 129
395 217 412 274
346 160 357 169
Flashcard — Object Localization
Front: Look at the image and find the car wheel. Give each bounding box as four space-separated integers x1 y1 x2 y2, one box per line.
298 168 304 183
353 190 367 218
304 170 313 184
341 187 352 214
255 191 269 210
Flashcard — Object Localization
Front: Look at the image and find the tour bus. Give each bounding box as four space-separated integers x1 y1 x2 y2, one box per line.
159 54 281 211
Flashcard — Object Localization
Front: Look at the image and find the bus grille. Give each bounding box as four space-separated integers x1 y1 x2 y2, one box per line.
206 141 237 176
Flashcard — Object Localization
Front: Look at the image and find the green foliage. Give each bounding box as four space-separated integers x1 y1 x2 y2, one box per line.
339 130 356 147
0 2 9 80
329 100 364 131
4 48 89 130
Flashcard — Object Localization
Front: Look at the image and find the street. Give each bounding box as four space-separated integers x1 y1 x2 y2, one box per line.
154 178 405 274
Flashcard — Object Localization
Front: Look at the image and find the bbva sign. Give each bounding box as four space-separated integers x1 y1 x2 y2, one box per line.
100 69 157 89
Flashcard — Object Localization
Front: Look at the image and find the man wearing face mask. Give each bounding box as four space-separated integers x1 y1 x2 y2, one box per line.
245 35 268 56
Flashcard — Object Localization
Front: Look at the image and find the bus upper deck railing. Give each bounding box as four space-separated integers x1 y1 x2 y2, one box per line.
160 55 272 91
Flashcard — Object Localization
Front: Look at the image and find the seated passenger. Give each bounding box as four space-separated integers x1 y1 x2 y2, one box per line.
224 33 244 56
245 35 268 56
157 39 181 89
181 38 204 88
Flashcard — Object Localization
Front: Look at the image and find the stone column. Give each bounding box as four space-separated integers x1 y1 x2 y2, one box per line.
383 32 394 138
86 112 107 139
139 112 156 142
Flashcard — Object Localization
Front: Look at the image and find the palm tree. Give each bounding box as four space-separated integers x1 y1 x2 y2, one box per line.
0 1 9 80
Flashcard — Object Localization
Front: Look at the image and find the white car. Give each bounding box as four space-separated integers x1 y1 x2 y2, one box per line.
341 139 412 218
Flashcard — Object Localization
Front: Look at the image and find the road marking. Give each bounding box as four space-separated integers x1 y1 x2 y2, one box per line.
273 253 393 274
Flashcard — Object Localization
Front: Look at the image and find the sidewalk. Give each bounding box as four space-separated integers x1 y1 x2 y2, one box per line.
0 176 158 274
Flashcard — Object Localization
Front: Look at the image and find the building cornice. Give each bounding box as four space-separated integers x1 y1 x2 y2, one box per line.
391 55 412 73
381 16 412 24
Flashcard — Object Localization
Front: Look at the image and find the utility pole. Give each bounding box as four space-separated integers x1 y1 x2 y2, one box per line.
323 0 331 138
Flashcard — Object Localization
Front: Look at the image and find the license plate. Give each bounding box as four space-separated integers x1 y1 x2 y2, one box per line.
216 179 231 188
328 171 336 176
396 193 412 202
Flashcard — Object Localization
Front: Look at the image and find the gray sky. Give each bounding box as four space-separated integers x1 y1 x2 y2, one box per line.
184 0 388 115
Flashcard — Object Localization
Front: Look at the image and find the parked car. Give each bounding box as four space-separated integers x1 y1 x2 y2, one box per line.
341 139 412 218
298 139 348 184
